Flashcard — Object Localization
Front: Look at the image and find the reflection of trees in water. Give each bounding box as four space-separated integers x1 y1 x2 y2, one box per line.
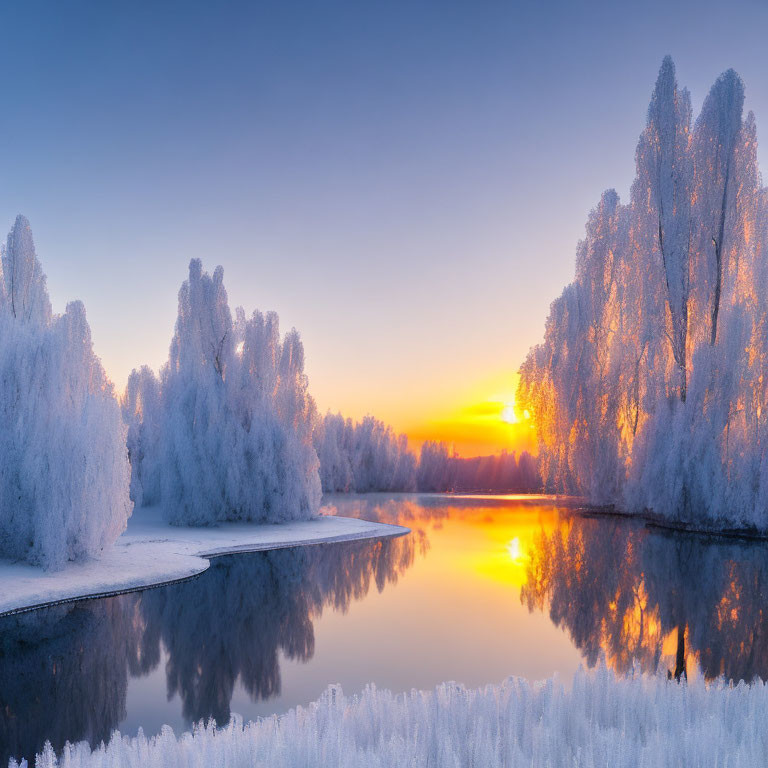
521 514 768 682
0 595 149 765
141 536 415 725
0 534 414 764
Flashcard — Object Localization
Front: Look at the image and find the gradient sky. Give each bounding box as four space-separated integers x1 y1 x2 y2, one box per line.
3 0 768 455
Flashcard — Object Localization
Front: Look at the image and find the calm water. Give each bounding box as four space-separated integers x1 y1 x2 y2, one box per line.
4 493 768 763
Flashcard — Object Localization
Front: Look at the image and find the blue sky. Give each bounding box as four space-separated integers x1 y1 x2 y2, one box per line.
3 0 768 452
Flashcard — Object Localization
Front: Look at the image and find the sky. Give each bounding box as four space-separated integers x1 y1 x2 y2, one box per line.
2 0 768 456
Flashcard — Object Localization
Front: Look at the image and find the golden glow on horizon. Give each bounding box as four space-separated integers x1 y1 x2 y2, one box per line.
402 373 536 457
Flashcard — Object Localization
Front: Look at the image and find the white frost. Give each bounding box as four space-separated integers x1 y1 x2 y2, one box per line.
12 664 768 768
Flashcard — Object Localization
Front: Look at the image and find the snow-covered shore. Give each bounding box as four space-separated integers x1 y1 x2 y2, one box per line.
0 506 408 616
14 664 768 768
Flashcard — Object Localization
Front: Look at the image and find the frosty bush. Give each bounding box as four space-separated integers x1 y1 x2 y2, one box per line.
0 216 131 569
314 412 417 492
125 259 320 524
15 665 768 768
519 58 768 528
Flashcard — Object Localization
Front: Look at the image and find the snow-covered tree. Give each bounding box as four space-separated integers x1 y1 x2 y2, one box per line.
314 412 354 492
636 56 694 402
0 216 132 569
691 69 744 347
313 413 417 493
415 441 540 493
122 366 162 507
519 58 768 528
417 441 455 491
125 259 320 524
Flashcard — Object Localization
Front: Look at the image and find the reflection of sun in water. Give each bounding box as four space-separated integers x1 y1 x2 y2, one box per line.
235 341 245 357
507 537 524 563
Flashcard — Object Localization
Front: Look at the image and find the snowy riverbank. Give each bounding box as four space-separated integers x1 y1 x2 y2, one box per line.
0 506 408 616
14 664 768 768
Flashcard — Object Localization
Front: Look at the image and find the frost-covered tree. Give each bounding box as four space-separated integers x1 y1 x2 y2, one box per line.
637 56 693 402
2 214 52 326
122 366 162 507
0 216 132 569
415 441 540 493
313 413 417 493
314 412 354 492
125 259 320 524
417 441 455 491
519 58 768 528
691 69 744 347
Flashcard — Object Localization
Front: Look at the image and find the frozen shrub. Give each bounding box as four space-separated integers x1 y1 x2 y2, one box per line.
15 665 768 768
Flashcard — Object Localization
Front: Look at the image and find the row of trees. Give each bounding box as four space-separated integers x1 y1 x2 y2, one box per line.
416 441 539 493
0 221 321 569
313 413 418 492
314 414 541 494
0 216 541 570
519 57 768 528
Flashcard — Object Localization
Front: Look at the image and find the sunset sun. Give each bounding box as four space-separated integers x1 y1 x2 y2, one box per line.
501 403 517 424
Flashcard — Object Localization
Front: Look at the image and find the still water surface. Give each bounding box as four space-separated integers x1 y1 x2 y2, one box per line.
4 493 768 763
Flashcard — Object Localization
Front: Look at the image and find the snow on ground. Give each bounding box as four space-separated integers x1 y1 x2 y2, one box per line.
0 506 408 616
14 664 768 768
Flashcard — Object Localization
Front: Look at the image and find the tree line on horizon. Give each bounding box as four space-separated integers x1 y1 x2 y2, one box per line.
314 413 539 494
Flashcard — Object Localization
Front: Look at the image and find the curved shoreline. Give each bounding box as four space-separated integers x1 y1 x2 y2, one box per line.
574 504 768 542
0 509 410 617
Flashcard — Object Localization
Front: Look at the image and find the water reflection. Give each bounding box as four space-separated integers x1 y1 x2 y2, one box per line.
522 514 768 682
9 497 768 766
322 493 446 554
0 534 413 764
0 596 146 764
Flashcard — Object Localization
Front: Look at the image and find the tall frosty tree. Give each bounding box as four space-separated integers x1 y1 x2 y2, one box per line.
636 56 693 402
0 216 132 569
692 69 744 346
519 58 768 528
125 260 321 524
